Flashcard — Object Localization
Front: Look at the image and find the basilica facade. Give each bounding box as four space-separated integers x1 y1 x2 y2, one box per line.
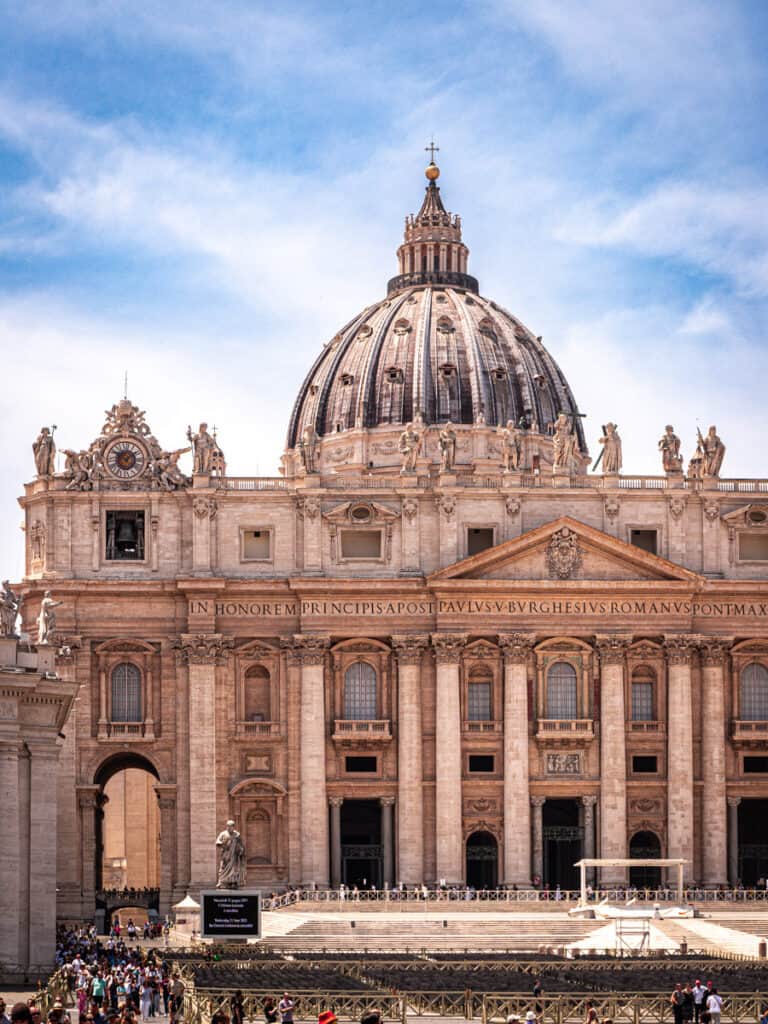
18 161 768 921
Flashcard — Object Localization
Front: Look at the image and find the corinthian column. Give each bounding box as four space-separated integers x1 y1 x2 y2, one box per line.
173 633 234 889
431 633 467 883
499 633 535 886
0 739 21 971
596 636 631 884
664 635 697 883
699 638 732 886
391 635 429 885
293 635 331 886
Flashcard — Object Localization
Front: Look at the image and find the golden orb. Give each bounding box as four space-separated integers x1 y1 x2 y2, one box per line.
425 162 440 181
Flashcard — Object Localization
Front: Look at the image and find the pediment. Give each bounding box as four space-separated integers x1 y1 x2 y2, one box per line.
322 500 400 525
722 504 768 528
429 516 702 584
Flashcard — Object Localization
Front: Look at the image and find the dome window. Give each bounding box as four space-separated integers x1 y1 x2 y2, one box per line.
309 383 319 396
436 292 447 303
394 318 411 334
386 367 404 384
340 373 354 387
440 363 457 379
357 325 373 340
437 316 454 333
492 369 506 381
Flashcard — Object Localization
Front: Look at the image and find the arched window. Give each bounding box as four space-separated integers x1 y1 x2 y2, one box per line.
344 662 377 720
468 668 492 721
631 666 656 721
244 665 271 722
546 661 577 719
741 663 768 721
110 663 142 722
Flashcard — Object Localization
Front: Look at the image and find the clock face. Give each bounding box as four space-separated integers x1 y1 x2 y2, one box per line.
105 440 147 479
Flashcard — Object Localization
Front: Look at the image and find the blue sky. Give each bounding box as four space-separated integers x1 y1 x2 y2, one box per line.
1 0 768 576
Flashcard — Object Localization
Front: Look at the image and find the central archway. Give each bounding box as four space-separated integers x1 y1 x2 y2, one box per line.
629 830 662 887
466 830 498 889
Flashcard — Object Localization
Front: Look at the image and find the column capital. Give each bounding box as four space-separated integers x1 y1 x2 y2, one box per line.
380 795 396 807
727 796 742 808
76 784 101 809
530 795 546 807
391 634 430 665
431 632 468 664
172 633 234 665
154 783 177 810
581 795 598 807
498 633 537 663
663 634 699 665
328 795 344 808
594 635 633 663
282 634 330 666
698 637 734 666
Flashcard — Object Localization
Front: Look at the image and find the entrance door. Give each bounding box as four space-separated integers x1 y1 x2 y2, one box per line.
629 830 662 887
340 799 383 888
466 831 498 889
738 799 768 885
543 799 582 890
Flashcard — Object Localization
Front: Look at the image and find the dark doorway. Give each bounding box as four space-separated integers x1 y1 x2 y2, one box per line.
629 830 662 887
466 830 498 889
543 799 582 889
738 799 768 885
340 799 382 887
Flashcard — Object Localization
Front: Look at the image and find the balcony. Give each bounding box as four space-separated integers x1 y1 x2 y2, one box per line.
332 719 392 744
732 720 768 746
536 718 594 744
628 720 665 735
462 720 503 735
104 722 150 741
236 721 282 739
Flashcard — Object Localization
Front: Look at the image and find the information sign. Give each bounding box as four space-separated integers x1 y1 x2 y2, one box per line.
200 890 261 941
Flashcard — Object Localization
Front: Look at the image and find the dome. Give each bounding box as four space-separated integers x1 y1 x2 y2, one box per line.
286 163 587 462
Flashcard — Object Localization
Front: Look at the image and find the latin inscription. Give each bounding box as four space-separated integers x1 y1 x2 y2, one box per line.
189 598 768 620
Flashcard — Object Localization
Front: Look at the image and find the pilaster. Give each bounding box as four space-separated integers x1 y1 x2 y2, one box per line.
664 634 698 882
391 634 429 884
595 635 631 884
699 638 732 886
431 633 466 883
498 633 535 886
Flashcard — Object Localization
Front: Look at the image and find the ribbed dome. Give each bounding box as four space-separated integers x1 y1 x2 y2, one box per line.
286 164 586 455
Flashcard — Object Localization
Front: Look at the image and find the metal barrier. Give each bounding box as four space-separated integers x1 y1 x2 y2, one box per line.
482 993 768 1024
183 989 404 1024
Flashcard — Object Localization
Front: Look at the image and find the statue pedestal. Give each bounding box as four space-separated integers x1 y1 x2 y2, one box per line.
701 474 720 491
295 473 321 489
192 473 212 489
602 473 620 488
438 473 458 487
552 466 571 488
665 471 685 489
473 458 503 477
398 473 418 488
502 471 522 487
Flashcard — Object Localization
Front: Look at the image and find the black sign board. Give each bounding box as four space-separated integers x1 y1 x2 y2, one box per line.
200 890 261 940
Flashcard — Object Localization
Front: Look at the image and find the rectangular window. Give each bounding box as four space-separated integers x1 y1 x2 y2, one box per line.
468 754 495 773
739 534 768 561
468 682 492 721
340 529 382 559
630 530 658 555
105 510 145 561
345 756 377 773
242 529 272 561
744 756 768 773
467 528 494 556
631 682 654 721
632 755 658 774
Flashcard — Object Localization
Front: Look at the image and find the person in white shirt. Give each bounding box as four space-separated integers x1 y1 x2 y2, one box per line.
706 988 723 1024
692 981 706 1024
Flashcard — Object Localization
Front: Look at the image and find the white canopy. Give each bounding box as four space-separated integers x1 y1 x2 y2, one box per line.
172 893 201 911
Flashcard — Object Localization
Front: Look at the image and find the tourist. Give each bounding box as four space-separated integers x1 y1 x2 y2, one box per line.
0 1000 10 1024
706 988 723 1024
670 984 684 1024
263 997 277 1024
10 1005 32 1024
278 994 294 1024
532 979 543 1019
584 1001 599 1024
692 980 706 1024
230 992 244 1024
682 984 694 1023
318 1012 337 1024
360 1009 381 1024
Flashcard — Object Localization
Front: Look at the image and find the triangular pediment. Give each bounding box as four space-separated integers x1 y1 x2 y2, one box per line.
429 516 702 584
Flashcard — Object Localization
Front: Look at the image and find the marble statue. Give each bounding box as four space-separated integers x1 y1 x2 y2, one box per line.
659 425 683 473
152 448 190 491
0 581 22 638
299 426 320 475
37 590 62 645
63 450 93 491
216 819 246 889
700 425 725 477
598 422 622 474
32 427 56 477
552 412 578 471
438 422 457 472
187 423 215 475
500 420 522 472
398 422 422 474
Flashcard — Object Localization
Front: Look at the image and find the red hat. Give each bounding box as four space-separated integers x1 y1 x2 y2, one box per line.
319 1013 337 1024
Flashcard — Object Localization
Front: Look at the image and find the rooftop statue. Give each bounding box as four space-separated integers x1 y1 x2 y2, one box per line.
37 590 62 645
0 580 22 638
399 421 422 475
659 425 683 474
438 422 457 472
299 426 320 475
499 420 522 472
597 422 622 474
216 819 246 889
700 425 725 478
552 413 580 472
187 422 215 475
32 427 57 478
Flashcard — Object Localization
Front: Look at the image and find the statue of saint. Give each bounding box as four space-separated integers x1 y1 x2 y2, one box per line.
216 820 246 889
63 450 93 491
599 422 622 473
187 423 215 475
299 426 320 475
32 427 56 477
500 420 522 472
658 425 683 473
438 422 457 472
37 590 62 645
398 422 422 474
700 425 725 477
552 413 578 471
0 581 22 638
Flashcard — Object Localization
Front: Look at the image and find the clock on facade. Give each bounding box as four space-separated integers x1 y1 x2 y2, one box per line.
104 439 147 480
